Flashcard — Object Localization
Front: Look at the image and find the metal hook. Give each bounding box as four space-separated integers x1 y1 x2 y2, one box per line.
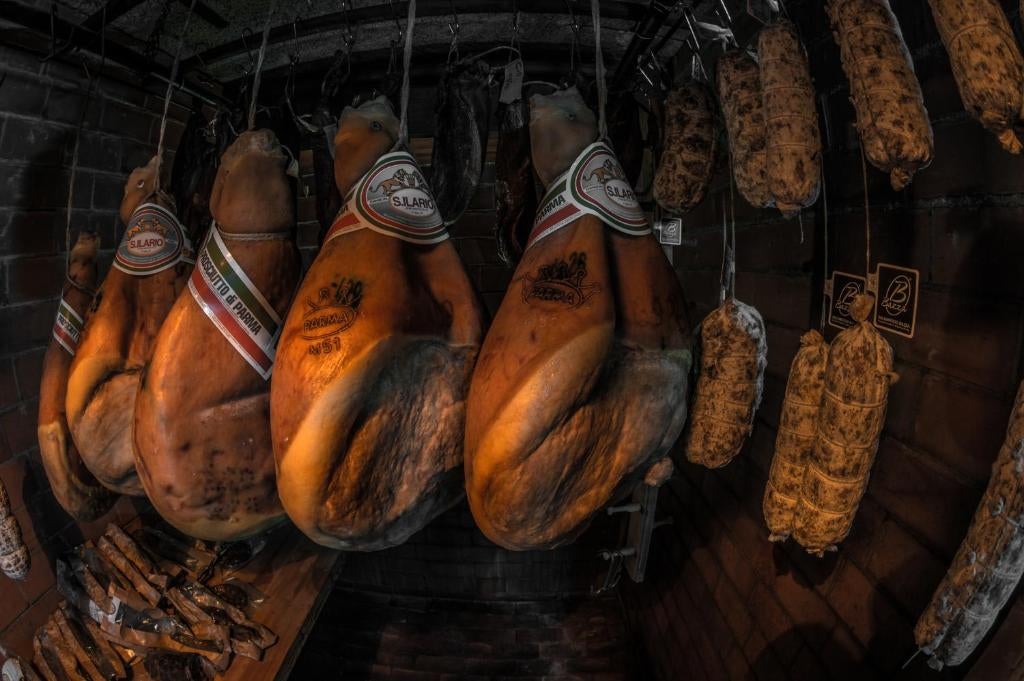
511 0 519 34
388 0 403 42
341 0 355 47
448 0 460 35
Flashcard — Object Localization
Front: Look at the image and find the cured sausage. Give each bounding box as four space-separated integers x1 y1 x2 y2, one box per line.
759 21 822 215
271 96 485 550
717 51 772 209
927 0 1024 153
134 130 300 541
763 330 828 541
827 0 934 190
915 380 1024 669
66 158 197 495
653 83 718 215
464 87 691 550
37 232 115 520
794 294 897 555
683 298 767 469
430 59 492 225
0 478 29 580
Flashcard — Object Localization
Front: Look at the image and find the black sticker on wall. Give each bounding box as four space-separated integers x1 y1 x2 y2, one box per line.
873 263 919 339
825 271 866 330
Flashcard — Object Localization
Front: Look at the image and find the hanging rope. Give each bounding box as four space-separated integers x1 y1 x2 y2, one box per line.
819 163 829 332
859 145 871 279
248 0 279 130
590 0 607 140
64 6 107 276
155 0 199 194
398 0 417 145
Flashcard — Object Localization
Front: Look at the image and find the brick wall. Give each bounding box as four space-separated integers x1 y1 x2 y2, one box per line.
619 2 1024 680
0 44 189 656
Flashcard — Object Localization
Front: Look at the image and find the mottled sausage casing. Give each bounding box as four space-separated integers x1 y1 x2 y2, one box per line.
927 0 1024 153
764 330 828 541
827 0 934 190
654 83 718 215
794 294 897 555
915 379 1024 669
759 21 822 216
717 51 772 209
684 298 767 469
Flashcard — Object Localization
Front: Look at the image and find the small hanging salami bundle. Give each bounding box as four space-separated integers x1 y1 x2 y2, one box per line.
763 330 829 542
758 20 822 216
0 478 29 580
717 51 772 209
827 0 934 190
914 380 1024 669
927 0 1024 153
653 82 718 215
684 298 767 469
794 294 897 555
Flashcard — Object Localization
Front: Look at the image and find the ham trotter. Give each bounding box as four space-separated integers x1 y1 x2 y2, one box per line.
271 96 484 550
38 232 116 521
66 158 197 495
134 130 300 541
464 88 692 551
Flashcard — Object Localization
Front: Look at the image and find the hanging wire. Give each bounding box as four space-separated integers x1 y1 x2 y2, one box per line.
248 0 279 130
590 0 607 140
566 0 580 78
64 4 107 276
446 0 460 64
398 0 417 144
819 162 829 332
860 145 871 279
154 0 199 194
509 0 520 53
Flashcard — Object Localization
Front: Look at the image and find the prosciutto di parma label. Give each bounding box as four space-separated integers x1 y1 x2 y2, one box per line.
325 150 447 245
188 228 282 380
52 296 84 356
528 141 649 248
112 203 194 276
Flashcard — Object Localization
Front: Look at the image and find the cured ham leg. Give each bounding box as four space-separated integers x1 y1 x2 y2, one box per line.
133 130 300 541
271 97 484 550
66 158 195 495
38 232 117 520
464 88 691 551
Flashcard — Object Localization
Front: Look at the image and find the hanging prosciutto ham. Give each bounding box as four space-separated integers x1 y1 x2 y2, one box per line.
38 231 116 520
133 130 300 541
271 96 484 550
464 88 692 551
66 158 196 495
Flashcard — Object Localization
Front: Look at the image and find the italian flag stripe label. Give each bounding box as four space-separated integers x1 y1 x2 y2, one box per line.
52 297 84 356
188 228 282 380
325 150 448 245
527 141 650 249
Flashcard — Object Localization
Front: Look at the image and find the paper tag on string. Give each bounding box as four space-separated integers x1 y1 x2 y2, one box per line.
824 271 867 330
499 59 525 104
873 263 919 338
655 218 682 246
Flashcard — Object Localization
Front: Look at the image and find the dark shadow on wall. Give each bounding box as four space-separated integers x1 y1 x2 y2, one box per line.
751 625 861 681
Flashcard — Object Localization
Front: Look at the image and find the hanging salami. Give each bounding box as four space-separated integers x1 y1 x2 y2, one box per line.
794 294 897 555
653 82 718 215
764 330 829 541
915 380 1024 669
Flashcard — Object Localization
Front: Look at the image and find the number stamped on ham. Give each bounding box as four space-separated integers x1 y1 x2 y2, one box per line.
302 278 364 355
519 252 601 308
